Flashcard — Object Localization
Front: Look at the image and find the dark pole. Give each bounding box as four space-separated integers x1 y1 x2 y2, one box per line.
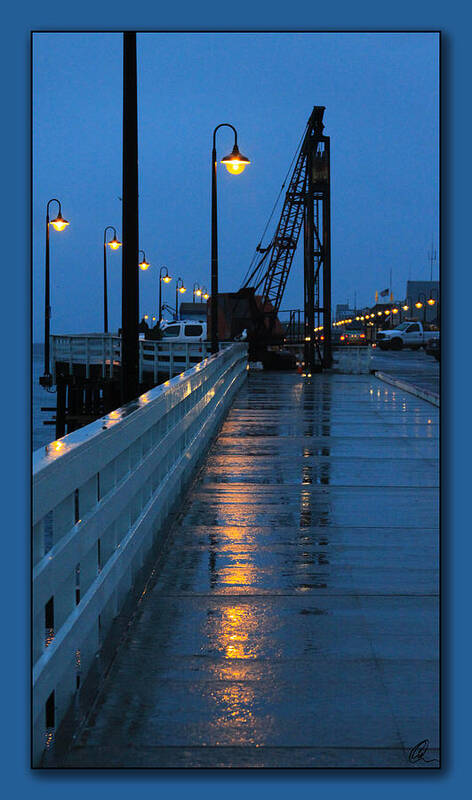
304 141 315 373
41 198 65 387
159 272 162 325
322 136 332 367
44 206 51 380
103 237 108 333
121 31 139 403
211 141 219 353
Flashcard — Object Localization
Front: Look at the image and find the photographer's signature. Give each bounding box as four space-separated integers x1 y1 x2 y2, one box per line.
408 739 439 765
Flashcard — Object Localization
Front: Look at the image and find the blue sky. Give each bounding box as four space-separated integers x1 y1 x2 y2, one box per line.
33 32 438 339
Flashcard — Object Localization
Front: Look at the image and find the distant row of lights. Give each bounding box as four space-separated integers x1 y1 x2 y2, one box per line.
333 297 438 327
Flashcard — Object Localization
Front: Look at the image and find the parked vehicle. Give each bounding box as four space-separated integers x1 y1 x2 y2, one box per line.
376 321 440 351
425 337 440 361
160 320 207 343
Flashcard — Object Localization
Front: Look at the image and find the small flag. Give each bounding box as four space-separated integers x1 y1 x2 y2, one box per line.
380 288 389 297
375 290 379 302
390 292 394 301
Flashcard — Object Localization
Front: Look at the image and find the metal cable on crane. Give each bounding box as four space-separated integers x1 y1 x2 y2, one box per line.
240 121 309 289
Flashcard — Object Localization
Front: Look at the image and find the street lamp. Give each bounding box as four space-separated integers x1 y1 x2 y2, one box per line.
103 226 122 333
40 198 70 387
211 123 250 353
139 250 150 271
415 292 427 323
201 287 209 303
193 282 202 302
400 297 413 323
158 266 172 325
176 277 186 319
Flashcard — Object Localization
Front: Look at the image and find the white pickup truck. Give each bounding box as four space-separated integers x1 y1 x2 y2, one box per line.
376 321 440 351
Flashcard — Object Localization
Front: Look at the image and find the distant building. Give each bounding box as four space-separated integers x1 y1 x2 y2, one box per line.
335 303 355 321
179 302 207 322
405 281 440 322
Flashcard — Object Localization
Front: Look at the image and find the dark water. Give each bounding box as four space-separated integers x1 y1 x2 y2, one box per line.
33 343 57 452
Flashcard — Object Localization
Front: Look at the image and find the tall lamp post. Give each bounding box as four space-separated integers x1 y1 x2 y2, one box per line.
415 292 427 323
427 289 438 324
211 123 250 354
400 297 413 323
176 277 186 319
40 198 70 387
103 226 122 333
158 266 172 325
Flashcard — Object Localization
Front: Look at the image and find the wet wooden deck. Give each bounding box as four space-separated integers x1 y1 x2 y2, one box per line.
58 372 439 768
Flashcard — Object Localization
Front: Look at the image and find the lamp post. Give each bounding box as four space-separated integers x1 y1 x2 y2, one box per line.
193 282 202 302
40 199 70 387
137 251 151 326
211 123 250 354
201 287 209 303
158 266 172 325
415 292 427 323
176 277 186 319
400 297 413 323
103 226 122 333
138 250 150 271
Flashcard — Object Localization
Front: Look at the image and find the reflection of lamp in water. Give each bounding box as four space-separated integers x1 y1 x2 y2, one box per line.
204 604 259 735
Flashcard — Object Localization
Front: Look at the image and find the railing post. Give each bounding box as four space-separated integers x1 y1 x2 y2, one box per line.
153 341 158 384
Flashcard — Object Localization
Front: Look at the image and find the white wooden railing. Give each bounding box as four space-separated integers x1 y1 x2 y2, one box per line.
50 334 223 382
32 343 248 765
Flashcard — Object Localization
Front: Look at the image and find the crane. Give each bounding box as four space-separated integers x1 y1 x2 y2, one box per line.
215 106 332 371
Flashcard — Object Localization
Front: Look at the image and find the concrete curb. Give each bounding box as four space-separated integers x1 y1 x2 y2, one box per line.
374 371 440 407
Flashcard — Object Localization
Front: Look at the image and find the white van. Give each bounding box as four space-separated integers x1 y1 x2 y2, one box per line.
160 320 207 343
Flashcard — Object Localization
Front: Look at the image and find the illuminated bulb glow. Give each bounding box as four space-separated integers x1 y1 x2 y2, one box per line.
139 261 150 271
415 302 423 308
108 238 121 250
179 286 186 293
50 216 69 232
163 275 172 283
222 160 248 175
427 298 436 305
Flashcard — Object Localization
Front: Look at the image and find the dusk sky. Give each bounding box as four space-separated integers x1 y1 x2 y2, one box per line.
32 32 439 340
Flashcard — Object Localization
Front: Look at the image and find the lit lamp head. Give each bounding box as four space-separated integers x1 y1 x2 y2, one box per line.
221 144 251 175
402 304 409 311
163 274 172 283
392 308 399 314
179 285 187 294
50 211 69 232
427 298 436 306
139 253 150 271
195 288 202 297
107 234 122 250
415 301 423 309
203 291 209 300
